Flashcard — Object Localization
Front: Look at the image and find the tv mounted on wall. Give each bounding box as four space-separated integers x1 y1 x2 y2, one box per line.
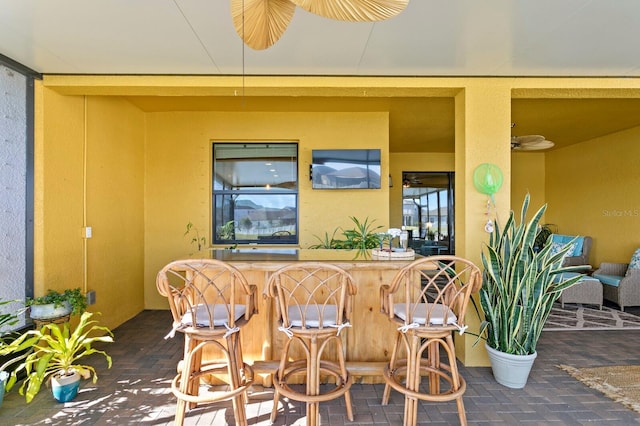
311 149 381 189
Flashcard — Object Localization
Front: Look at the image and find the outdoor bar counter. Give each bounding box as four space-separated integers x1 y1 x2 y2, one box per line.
187 248 418 385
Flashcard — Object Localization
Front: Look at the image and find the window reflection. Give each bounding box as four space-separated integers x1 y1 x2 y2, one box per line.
213 143 298 245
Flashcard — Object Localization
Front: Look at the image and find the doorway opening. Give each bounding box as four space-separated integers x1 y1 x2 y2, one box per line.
402 172 454 255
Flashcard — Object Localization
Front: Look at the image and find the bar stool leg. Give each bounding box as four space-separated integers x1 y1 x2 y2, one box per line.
404 332 421 426
308 334 320 426
382 331 403 405
226 333 248 426
446 334 467 426
175 337 197 426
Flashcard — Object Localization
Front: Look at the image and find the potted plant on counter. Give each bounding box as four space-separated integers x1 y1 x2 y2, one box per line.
4 311 113 403
26 288 87 321
479 194 583 388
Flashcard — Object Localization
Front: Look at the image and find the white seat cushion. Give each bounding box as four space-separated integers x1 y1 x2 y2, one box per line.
288 304 338 328
394 303 457 325
181 304 246 327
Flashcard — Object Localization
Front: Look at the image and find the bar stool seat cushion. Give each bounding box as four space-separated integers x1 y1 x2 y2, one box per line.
288 305 337 328
181 304 246 327
394 303 457 325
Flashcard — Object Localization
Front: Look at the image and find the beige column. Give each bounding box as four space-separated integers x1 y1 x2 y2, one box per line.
454 81 512 366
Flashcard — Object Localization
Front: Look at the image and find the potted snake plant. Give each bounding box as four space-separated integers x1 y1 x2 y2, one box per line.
479 194 583 388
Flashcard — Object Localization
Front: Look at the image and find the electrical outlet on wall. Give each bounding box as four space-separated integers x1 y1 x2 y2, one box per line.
86 290 96 305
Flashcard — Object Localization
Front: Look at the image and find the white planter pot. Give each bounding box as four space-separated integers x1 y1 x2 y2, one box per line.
29 301 72 320
485 343 537 389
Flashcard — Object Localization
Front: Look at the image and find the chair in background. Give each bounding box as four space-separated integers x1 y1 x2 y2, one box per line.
593 248 640 311
549 234 592 268
156 259 258 426
267 262 356 426
380 256 481 426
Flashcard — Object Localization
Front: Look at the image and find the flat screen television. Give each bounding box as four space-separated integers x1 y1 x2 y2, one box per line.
311 149 381 189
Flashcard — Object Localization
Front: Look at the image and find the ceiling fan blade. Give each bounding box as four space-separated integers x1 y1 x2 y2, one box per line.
290 0 409 22
231 0 296 50
514 134 545 145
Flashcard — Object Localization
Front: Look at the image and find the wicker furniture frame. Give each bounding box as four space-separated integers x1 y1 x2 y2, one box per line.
267 262 356 426
156 259 258 426
593 261 640 311
559 277 603 310
380 256 481 426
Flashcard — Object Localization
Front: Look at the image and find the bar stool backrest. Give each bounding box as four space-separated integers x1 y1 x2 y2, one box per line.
156 259 257 333
381 256 481 331
268 262 356 331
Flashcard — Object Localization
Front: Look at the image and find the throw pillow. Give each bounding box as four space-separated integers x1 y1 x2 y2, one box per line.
626 248 640 276
550 242 575 259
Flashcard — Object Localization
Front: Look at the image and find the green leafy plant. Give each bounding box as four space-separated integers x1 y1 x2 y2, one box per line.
479 194 583 356
1 311 113 403
216 220 235 241
185 221 207 251
533 223 557 252
309 216 383 250
26 288 87 316
0 299 29 386
0 299 20 335
309 229 341 249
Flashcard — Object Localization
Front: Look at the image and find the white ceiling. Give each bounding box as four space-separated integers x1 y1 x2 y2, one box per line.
3 0 640 152
3 0 640 76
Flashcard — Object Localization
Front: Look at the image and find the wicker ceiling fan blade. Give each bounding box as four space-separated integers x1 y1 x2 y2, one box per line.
290 0 409 22
511 135 555 151
231 0 296 50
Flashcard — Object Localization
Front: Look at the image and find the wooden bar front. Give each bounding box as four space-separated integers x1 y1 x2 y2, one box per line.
187 248 415 384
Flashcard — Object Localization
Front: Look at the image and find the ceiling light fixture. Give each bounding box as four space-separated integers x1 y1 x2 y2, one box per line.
231 0 410 50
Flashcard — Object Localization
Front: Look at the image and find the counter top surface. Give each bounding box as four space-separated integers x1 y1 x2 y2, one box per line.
188 248 417 264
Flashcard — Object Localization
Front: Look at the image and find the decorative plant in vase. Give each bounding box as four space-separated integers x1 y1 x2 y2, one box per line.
3 311 113 403
479 194 583 388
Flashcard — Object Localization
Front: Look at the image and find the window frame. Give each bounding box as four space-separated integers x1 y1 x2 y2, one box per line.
212 142 299 246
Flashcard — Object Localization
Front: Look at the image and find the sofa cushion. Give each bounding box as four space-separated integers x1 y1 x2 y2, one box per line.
626 248 640 276
593 273 622 287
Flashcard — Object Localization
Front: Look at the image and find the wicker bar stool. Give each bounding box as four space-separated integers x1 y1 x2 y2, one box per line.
267 262 357 426
380 256 481 426
156 259 258 426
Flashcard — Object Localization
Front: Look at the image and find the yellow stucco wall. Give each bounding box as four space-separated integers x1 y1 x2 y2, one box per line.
35 87 145 330
35 87 85 300
143 111 389 309
511 152 546 221
85 96 145 328
545 125 640 267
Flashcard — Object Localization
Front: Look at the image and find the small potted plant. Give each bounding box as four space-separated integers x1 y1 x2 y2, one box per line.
3 311 113 403
26 288 87 321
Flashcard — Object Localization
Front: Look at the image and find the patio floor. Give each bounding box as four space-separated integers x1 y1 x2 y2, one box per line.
1 307 640 425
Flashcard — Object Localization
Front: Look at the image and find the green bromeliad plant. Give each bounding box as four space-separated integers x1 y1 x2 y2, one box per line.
479 194 583 356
